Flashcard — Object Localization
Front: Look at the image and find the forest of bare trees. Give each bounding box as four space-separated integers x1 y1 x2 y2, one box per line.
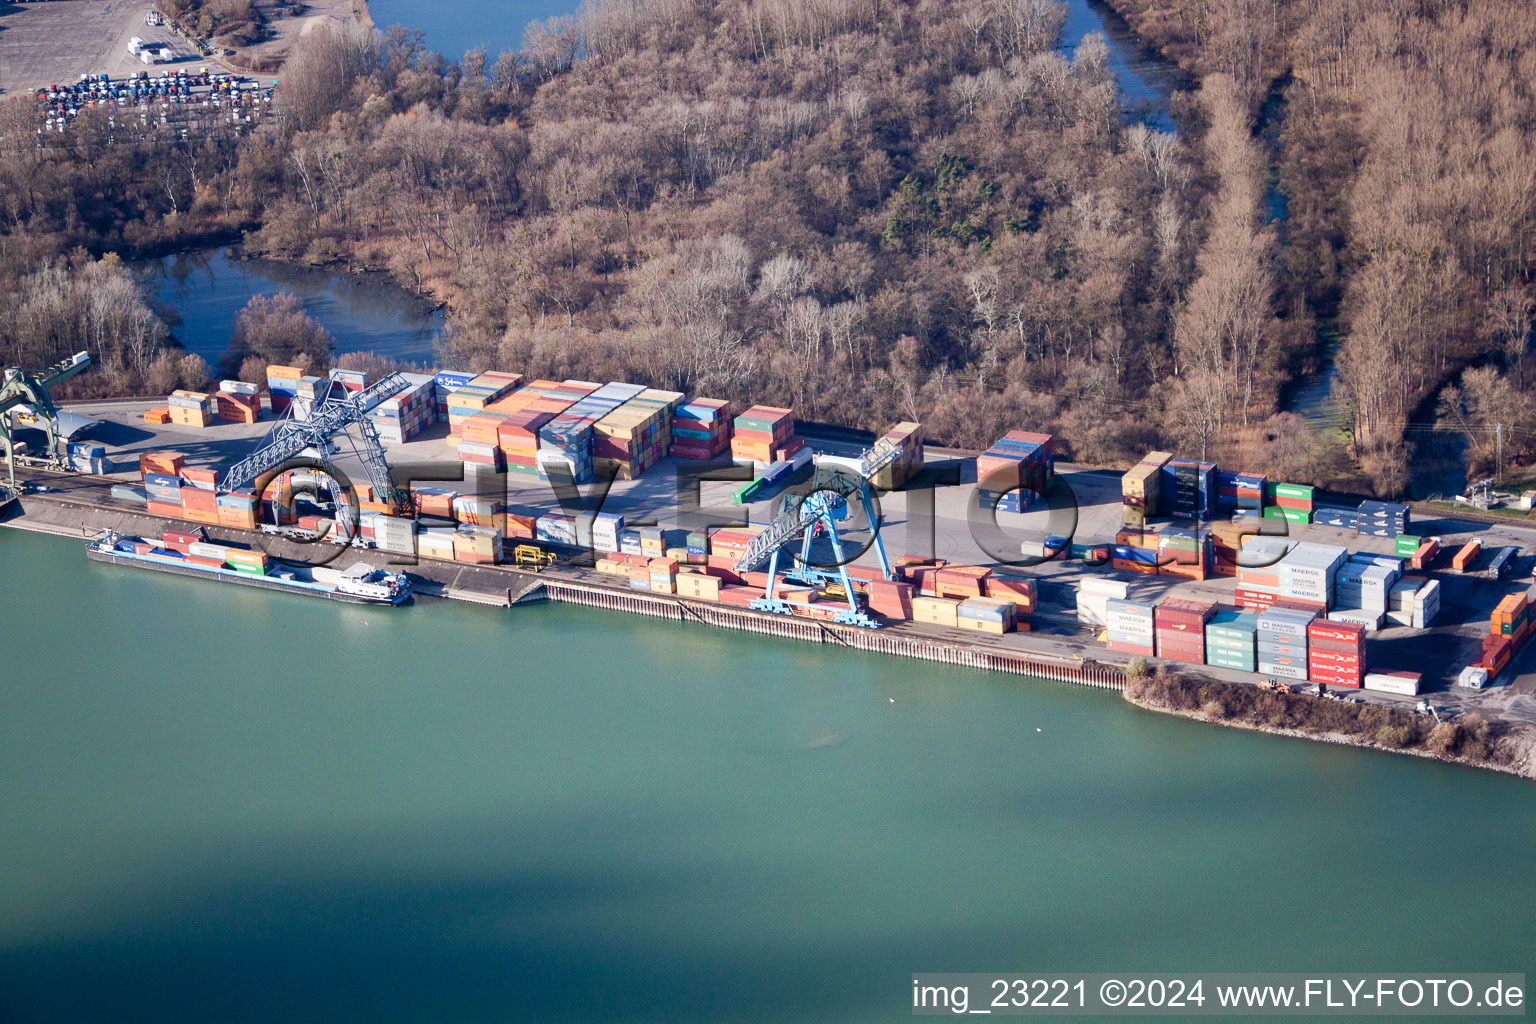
4 0 1528 491
1105 0 1536 492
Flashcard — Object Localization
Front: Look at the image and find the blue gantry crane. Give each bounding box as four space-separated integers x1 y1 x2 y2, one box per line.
732 437 903 628
219 372 412 509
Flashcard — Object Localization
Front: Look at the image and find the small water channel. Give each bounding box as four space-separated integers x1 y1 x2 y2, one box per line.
135 247 445 370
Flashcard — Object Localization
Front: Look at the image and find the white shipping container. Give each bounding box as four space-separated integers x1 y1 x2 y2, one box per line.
1457 666 1489 688
1258 662 1309 681
1364 672 1419 695
1080 578 1130 599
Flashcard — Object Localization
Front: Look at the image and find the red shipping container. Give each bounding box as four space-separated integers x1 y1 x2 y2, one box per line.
1308 620 1365 644
1108 640 1157 656
1157 599 1216 621
146 501 184 519
162 529 202 551
717 585 762 607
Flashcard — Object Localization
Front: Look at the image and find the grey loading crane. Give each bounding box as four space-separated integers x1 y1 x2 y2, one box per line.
219 372 412 510
0 352 92 488
732 437 904 628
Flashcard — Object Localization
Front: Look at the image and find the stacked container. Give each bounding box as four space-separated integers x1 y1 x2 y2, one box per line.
179 485 218 524
956 596 1015 634
1076 577 1128 627
1264 482 1314 524
1105 597 1156 656
445 372 524 434
934 565 991 600
265 365 303 415
1311 505 1358 530
368 372 438 444
433 371 476 418
649 557 678 594
911 595 962 628
452 525 502 564
1204 610 1259 672
216 492 258 530
977 431 1053 514
1491 593 1533 643
731 406 797 464
592 512 624 554
1356 500 1410 537
143 470 183 517
1161 459 1216 520
329 368 367 393
670 398 733 461
535 512 577 547
1307 619 1366 688
371 514 416 555
675 570 723 601
166 390 213 427
867 579 916 620
1256 606 1316 680
1156 526 1204 567
1121 451 1171 526
292 376 331 421
216 381 261 423
1410 578 1440 627
870 422 924 490
417 528 455 560
1335 555 1401 616
1110 528 1160 573
1386 579 1421 627
1215 471 1266 516
984 575 1036 619
1154 599 1214 664
537 382 632 485
592 387 682 480
1276 542 1346 610
1207 521 1252 576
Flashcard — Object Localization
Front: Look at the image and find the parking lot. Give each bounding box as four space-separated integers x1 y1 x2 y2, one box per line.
0 0 195 96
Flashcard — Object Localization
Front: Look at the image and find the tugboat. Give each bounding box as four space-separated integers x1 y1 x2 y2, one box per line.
86 529 412 606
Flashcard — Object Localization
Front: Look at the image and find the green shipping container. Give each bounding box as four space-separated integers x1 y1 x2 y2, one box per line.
1263 506 1310 524
1266 482 1315 500
1395 534 1420 557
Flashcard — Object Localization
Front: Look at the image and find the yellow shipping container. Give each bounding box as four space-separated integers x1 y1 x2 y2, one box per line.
911 595 960 627
650 578 676 595
675 573 721 600
957 616 1008 635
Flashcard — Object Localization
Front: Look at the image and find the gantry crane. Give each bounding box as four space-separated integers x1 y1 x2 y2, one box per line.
733 437 903 628
0 352 92 488
220 372 412 510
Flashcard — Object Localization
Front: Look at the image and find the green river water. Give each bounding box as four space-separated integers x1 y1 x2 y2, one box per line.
0 528 1532 1021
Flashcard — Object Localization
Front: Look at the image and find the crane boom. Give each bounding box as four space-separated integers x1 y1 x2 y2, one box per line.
219 372 412 503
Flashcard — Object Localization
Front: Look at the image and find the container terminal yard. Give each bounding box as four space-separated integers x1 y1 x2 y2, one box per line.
6 361 1536 743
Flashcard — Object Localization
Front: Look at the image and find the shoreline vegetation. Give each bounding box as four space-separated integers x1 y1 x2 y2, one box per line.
1123 665 1536 780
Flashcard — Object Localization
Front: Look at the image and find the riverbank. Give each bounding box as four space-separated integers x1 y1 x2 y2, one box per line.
1124 671 1536 780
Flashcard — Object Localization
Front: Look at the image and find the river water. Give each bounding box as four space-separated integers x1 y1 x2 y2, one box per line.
1 526 1532 1021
